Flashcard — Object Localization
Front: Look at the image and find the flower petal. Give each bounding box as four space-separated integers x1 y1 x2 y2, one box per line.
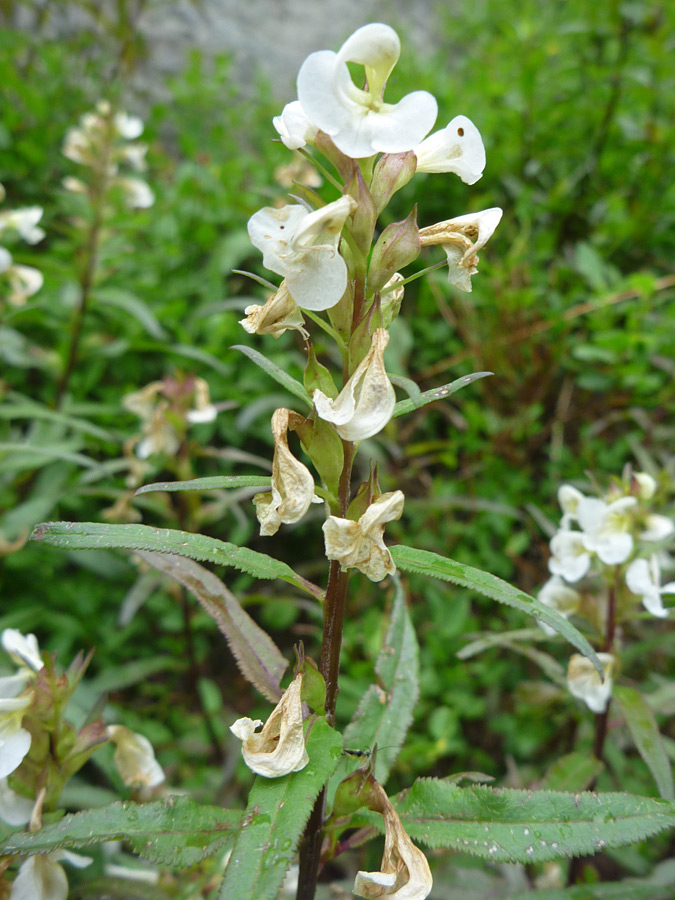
414 115 486 183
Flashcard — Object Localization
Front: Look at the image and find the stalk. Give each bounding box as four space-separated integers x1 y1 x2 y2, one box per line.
296 440 354 900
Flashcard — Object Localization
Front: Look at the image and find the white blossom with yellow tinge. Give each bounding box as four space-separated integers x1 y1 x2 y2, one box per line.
323 491 404 582
253 408 315 537
314 329 395 442
106 725 165 788
419 207 502 292
0 674 33 780
230 674 308 778
567 653 614 714
240 281 308 340
353 785 432 900
247 195 356 311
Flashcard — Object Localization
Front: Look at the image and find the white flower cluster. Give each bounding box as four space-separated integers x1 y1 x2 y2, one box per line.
538 473 674 712
0 183 44 306
63 100 154 209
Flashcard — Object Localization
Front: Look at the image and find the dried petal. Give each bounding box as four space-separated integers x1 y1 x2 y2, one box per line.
314 329 395 442
240 281 309 339
230 673 308 777
567 653 614 714
354 784 432 900
323 491 404 582
254 408 315 536
419 208 502 292
106 725 165 788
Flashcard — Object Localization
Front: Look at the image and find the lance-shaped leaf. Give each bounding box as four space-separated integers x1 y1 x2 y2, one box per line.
391 545 601 673
31 522 323 600
540 752 604 792
0 797 241 867
392 372 492 417
135 475 271 496
136 552 287 702
615 685 674 801
362 780 675 864
342 575 419 784
218 717 342 900
231 345 312 406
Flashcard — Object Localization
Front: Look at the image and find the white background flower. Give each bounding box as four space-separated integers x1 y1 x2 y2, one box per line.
626 555 675 618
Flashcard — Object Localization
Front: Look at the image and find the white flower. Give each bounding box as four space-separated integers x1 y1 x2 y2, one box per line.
640 514 674 543
567 653 614 714
248 195 355 311
633 472 656 500
186 378 218 424
0 777 33 826
577 495 636 565
323 491 404 582
230 673 308 778
114 111 143 140
273 101 318 150
253 408 315 536
240 281 309 340
1 630 43 672
557 484 585 527
0 674 33 780
548 530 592 583
313 328 395 442
116 176 154 209
9 850 92 900
353 784 432 900
106 725 164 788
418 208 502 292
0 207 45 244
413 115 485 183
537 576 581 635
626 555 675 618
4 264 44 306
297 23 437 158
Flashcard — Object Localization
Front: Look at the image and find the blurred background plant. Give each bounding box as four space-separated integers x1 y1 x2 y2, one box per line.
1 0 674 891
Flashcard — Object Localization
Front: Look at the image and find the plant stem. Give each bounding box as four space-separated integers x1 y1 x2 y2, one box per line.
296 439 354 900
592 567 620 771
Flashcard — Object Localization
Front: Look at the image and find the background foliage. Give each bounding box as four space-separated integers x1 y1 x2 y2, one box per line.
1 0 674 892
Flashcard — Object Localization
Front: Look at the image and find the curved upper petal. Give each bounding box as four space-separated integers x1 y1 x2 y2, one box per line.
414 115 486 183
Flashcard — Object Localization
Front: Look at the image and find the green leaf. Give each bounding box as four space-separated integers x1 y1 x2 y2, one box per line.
342 575 419 784
136 552 288 702
31 522 324 600
231 344 311 406
218 718 342 900
391 545 601 673
507 860 675 899
372 780 675 864
614 685 674 800
0 393 115 441
392 372 493 418
389 373 422 407
94 287 166 340
135 475 271 496
0 797 241 867
540 752 604 792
